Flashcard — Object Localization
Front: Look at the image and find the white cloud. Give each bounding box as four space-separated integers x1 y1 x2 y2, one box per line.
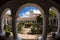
33 9 41 14
20 9 41 18
21 12 30 18
21 15 29 18
24 12 30 16
6 10 11 15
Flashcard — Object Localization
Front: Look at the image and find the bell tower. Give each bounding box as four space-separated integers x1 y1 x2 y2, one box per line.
30 9 34 16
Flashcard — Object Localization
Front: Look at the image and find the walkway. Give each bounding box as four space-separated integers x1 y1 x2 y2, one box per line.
8 26 52 40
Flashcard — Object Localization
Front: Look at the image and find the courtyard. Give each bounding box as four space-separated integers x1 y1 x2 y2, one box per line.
0 0 60 40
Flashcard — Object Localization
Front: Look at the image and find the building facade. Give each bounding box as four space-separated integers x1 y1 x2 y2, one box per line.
17 10 40 23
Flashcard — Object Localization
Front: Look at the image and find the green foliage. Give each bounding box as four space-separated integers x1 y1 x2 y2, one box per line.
47 25 52 33
4 25 11 32
25 22 33 26
48 9 57 33
31 23 57 34
31 23 42 34
4 25 11 37
31 27 37 34
49 9 56 17
5 32 10 37
18 23 23 33
46 24 57 34
36 14 43 25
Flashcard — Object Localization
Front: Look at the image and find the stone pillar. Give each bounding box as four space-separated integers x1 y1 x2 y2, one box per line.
42 10 49 40
49 18 51 25
56 18 57 26
56 15 60 36
12 16 18 40
4 18 7 25
56 18 58 26
0 16 5 36
52 18 53 25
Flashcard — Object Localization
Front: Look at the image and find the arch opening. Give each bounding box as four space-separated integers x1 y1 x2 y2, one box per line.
1 8 12 36
16 3 44 39
48 7 60 35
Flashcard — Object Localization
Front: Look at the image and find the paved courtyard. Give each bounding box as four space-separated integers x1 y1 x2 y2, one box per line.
8 27 52 40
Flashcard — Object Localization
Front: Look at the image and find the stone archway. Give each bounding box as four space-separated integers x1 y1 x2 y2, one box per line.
0 0 60 40
16 3 44 17
49 7 60 36
0 8 11 36
16 3 49 40
16 2 44 38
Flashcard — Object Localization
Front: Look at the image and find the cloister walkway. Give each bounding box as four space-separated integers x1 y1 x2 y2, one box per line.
7 27 52 40
0 0 60 40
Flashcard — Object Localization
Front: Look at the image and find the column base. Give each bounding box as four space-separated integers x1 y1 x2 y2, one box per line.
55 32 60 37
17 36 22 40
0 31 5 36
13 36 22 40
37 36 49 40
52 32 60 40
55 32 60 39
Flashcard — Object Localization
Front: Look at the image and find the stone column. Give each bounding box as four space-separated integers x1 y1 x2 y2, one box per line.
52 18 53 25
56 15 60 36
49 18 51 25
55 18 57 26
12 16 18 40
0 16 5 36
42 10 49 40
56 18 58 26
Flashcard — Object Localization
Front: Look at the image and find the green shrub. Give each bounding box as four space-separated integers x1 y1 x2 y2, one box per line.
47 25 52 33
31 23 42 34
18 23 23 33
4 25 11 32
47 25 57 33
31 27 37 34
4 25 11 37
5 31 10 37
25 22 33 26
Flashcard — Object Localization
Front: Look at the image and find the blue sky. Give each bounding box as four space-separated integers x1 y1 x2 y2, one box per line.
18 6 41 18
5 6 41 18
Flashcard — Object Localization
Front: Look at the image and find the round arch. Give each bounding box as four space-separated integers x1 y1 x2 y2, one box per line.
0 8 12 36
11 3 51 40
2 8 11 17
49 7 60 35
49 7 60 18
16 3 44 17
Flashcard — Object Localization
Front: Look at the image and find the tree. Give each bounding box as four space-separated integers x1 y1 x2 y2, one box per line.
49 9 56 18
49 9 57 32
49 9 57 25
30 14 43 34
36 14 42 25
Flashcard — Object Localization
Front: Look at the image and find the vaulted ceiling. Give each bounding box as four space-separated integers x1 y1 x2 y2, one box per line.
52 0 60 5
0 0 11 6
0 0 60 6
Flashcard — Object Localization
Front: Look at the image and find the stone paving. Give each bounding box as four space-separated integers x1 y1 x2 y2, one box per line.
18 27 38 40
18 34 38 40
8 27 52 40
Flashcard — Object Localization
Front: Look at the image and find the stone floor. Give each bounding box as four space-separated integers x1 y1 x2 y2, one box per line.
7 34 38 40
7 34 52 40
7 27 38 40
18 34 38 40
7 27 53 40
